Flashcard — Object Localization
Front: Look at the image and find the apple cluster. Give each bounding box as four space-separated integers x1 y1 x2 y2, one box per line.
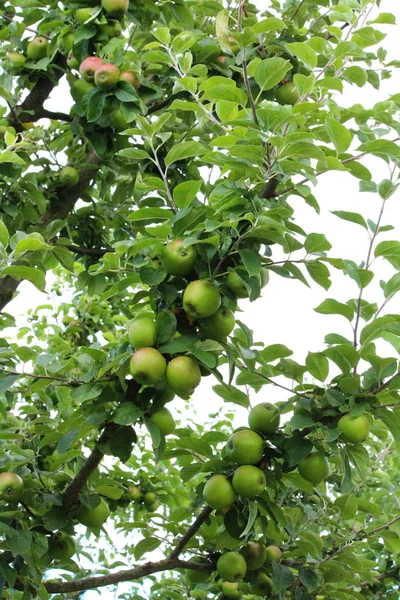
127 486 160 512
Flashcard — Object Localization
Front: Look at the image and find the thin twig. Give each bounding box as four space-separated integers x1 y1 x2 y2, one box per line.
169 505 213 559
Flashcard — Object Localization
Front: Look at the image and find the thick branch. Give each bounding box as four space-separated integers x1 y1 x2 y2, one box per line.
37 109 72 122
169 505 213 559
62 245 114 256
62 428 109 510
44 558 211 594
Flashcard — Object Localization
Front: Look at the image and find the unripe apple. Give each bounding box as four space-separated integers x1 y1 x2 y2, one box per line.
57 32 74 55
250 572 272 595
225 429 264 465
165 356 201 395
49 534 76 561
149 407 176 436
265 545 282 562
77 497 109 528
185 557 213 584
143 491 157 506
120 70 140 89
70 78 95 102
259 267 270 288
128 485 141 502
111 108 130 132
101 0 129 19
0 472 24 502
79 56 103 82
220 581 242 599
248 402 280 436
129 347 166 385
97 20 122 41
240 541 266 570
232 465 266 498
94 62 120 90
75 6 98 23
67 51 79 70
183 280 221 319
128 317 156 348
6 52 26 68
26 36 48 60
298 452 330 484
217 551 247 583
203 474 236 510
60 166 79 187
161 239 195 276
227 270 248 298
200 306 235 340
338 413 369 444
275 81 299 106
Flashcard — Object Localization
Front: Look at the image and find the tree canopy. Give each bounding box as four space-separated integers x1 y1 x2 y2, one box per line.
0 0 400 598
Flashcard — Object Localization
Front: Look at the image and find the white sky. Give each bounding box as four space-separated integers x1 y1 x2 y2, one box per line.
4 0 400 597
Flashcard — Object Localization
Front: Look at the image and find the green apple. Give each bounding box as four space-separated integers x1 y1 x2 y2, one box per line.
250 572 272 595
77 497 109 528
94 62 120 89
6 52 26 68
183 280 221 319
49 534 76 561
226 270 249 298
57 32 74 55
111 108 130 132
185 557 213 584
129 348 167 385
128 316 156 348
203 474 237 510
161 240 196 276
221 581 242 599
0 472 23 502
26 36 48 60
96 20 122 41
275 82 299 105
75 6 99 23
248 402 280 436
265 545 282 562
232 465 266 498
200 306 235 340
79 56 103 82
217 552 247 583
298 452 329 484
143 491 159 511
70 78 95 102
60 166 79 187
120 70 140 89
240 541 266 570
165 356 201 395
67 51 79 69
259 267 270 288
149 407 176 436
101 0 129 19
128 485 142 502
225 430 264 465
338 413 369 444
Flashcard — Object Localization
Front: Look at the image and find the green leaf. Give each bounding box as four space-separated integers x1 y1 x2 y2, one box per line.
173 180 202 208
259 344 293 363
14 237 50 255
254 58 292 91
375 407 400 450
0 221 9 248
314 298 354 321
286 42 318 69
272 562 295 592
306 352 329 381
112 404 143 426
165 141 206 168
375 240 400 268
1 266 46 292
86 89 106 122
134 537 161 560
0 374 19 394
305 233 332 254
331 211 368 229
156 311 177 345
116 148 152 160
299 568 319 592
238 249 261 277
0 151 26 165
172 31 197 54
325 118 353 153
252 17 287 34
128 208 173 222
213 384 249 408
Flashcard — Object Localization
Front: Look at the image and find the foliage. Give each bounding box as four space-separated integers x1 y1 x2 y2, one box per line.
0 0 399 598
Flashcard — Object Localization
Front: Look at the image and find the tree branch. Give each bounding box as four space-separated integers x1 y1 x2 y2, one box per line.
44 557 212 594
61 245 114 256
36 109 72 122
169 505 213 559
0 369 85 384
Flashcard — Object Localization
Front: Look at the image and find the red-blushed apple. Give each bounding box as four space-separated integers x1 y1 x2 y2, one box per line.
119 71 140 89
79 56 103 82
94 62 120 89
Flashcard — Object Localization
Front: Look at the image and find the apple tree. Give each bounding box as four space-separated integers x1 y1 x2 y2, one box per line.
0 0 400 598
